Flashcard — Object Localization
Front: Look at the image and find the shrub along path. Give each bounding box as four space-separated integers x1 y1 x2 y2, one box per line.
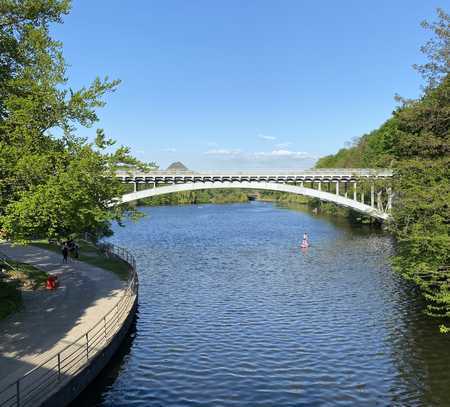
0 243 127 392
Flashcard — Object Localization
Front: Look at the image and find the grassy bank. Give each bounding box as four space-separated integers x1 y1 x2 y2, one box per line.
32 240 130 281
0 260 48 319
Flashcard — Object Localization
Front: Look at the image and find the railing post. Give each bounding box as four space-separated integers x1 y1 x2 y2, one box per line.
16 380 20 407
86 333 89 360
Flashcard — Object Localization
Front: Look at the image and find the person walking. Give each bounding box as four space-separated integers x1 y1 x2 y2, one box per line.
62 243 69 263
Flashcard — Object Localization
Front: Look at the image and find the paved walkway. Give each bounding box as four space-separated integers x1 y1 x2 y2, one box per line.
0 243 126 391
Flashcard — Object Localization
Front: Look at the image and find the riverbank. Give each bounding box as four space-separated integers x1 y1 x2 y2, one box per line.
0 243 128 399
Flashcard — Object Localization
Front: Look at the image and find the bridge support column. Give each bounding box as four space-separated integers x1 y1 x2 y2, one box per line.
344 182 348 198
133 182 137 193
387 187 392 211
353 182 357 200
361 192 365 204
335 182 339 195
371 184 375 208
317 182 321 191
377 191 383 211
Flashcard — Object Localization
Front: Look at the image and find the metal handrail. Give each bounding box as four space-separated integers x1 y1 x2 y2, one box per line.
0 243 138 407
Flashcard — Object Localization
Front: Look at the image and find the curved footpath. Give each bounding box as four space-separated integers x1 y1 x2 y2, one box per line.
0 243 127 397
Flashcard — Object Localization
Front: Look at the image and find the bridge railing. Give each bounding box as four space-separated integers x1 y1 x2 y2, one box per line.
116 168 393 177
0 243 138 407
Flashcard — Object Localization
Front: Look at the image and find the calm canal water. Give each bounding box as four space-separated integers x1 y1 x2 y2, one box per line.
74 202 450 406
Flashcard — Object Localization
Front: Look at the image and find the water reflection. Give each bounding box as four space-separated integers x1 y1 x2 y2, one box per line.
76 202 450 406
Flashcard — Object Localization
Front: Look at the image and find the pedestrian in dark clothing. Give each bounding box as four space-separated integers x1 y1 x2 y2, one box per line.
62 244 69 263
67 239 75 252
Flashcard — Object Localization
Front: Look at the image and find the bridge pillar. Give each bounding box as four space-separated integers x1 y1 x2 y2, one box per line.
371 184 375 208
317 182 321 191
335 181 339 195
353 182 357 200
377 191 383 211
361 191 365 204
133 182 137 193
387 187 392 211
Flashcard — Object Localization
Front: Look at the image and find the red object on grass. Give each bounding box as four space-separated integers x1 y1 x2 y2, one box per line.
46 275 58 290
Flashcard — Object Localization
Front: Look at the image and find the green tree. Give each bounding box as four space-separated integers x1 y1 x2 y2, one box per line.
0 1 143 241
315 9 450 331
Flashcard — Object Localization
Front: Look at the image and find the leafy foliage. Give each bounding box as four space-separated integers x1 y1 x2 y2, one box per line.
315 9 450 331
0 1 144 242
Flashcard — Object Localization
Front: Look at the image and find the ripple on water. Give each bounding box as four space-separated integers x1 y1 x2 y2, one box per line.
73 203 450 407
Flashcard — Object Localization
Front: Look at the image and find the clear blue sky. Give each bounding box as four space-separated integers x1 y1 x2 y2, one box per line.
52 1 441 170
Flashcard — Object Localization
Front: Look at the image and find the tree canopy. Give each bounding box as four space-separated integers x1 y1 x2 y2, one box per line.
315 9 450 332
0 0 144 242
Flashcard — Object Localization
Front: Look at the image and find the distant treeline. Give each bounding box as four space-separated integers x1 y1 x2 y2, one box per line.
257 191 309 204
137 189 249 206
136 189 312 207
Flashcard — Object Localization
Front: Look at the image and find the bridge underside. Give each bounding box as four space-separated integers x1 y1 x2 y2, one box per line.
118 181 390 221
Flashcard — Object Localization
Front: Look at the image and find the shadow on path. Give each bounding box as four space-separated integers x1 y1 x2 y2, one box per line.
0 243 126 390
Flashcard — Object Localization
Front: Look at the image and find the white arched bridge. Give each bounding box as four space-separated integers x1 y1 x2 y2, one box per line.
115 169 394 221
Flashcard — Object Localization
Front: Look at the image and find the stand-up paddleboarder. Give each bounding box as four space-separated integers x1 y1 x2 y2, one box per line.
300 232 309 248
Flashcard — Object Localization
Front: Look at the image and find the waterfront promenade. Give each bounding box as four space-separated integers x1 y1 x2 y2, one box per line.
0 244 126 393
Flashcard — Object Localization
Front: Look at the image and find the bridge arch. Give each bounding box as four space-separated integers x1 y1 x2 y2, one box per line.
117 181 390 221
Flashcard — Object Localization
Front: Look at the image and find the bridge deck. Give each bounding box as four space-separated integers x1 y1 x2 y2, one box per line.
116 168 393 182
